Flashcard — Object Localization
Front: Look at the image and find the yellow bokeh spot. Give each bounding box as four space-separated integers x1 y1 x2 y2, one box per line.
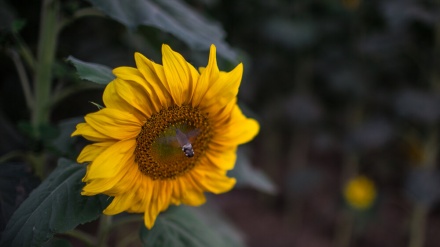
343 175 376 210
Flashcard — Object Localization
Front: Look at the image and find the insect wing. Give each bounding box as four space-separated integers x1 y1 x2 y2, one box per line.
175 129 190 147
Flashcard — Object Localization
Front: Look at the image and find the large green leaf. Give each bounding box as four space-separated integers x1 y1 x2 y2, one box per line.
42 238 72 247
139 205 245 247
85 0 237 61
50 117 83 156
66 56 115 85
229 148 277 195
0 159 112 247
0 162 40 232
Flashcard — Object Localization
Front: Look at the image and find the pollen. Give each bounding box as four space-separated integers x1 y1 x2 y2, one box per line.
135 105 212 180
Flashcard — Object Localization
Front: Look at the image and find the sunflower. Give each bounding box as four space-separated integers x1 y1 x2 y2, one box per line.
343 175 376 210
72 44 259 229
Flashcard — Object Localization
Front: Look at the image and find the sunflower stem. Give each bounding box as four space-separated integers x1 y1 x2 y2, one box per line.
408 203 429 247
116 230 141 247
26 152 46 179
333 209 355 247
109 215 143 232
98 214 113 247
32 0 59 136
333 153 359 247
63 230 97 247
30 0 59 178
408 127 438 247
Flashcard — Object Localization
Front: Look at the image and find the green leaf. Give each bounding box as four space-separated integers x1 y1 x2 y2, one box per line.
11 19 27 33
50 117 83 156
139 206 245 247
0 159 112 247
66 56 115 85
42 238 72 247
0 162 40 232
18 121 59 143
229 148 277 195
85 0 237 61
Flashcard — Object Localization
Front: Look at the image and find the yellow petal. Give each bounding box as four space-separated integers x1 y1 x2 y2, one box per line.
126 199 145 213
171 177 185 201
177 176 206 206
144 186 160 229
134 52 172 108
213 106 260 145
112 66 144 83
143 180 174 229
126 176 154 213
162 44 191 106
105 163 144 195
103 80 144 121
191 169 236 194
208 97 237 127
192 45 220 107
205 147 237 170
143 210 157 230
72 123 115 142
201 63 243 109
85 108 141 140
82 157 139 194
186 62 200 104
112 77 153 119
158 181 172 211
181 190 206 206
82 178 119 195
86 139 136 179
103 191 137 215
77 142 115 163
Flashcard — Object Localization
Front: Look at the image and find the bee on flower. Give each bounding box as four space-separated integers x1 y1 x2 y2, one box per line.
72 44 259 229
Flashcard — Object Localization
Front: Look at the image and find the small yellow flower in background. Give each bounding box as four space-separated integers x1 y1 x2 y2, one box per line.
72 44 259 229
343 175 376 210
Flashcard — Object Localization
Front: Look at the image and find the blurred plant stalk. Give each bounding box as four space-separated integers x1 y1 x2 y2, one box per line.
334 103 363 247
408 127 438 247
6 0 60 178
33 0 59 132
408 17 440 247
31 0 59 178
333 153 359 247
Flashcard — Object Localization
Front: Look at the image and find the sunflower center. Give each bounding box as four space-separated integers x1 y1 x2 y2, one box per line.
135 105 212 180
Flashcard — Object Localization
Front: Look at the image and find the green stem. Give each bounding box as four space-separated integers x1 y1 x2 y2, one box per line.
333 154 359 247
63 230 97 247
27 152 47 179
32 0 59 136
7 49 34 110
408 204 428 247
12 33 36 71
116 230 140 247
333 209 355 247
0 151 26 164
31 0 59 178
109 215 143 232
98 214 113 247
408 128 438 247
